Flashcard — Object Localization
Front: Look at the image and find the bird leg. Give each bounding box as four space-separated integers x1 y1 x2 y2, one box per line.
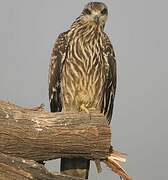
80 104 93 121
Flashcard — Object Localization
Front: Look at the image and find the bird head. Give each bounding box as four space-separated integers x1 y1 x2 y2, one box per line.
81 2 108 28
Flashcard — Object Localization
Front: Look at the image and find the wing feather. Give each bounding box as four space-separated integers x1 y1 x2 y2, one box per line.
101 33 117 124
48 31 69 112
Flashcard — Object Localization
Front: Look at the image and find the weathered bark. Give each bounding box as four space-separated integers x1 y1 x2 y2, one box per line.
0 152 83 180
0 100 131 180
0 100 111 162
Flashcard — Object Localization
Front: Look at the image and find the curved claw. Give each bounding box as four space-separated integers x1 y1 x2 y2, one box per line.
80 104 89 114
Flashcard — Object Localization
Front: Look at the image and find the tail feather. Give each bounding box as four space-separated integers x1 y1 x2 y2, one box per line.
61 157 90 179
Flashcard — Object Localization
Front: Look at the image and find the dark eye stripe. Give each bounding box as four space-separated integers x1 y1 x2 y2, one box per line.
83 8 91 15
101 8 108 15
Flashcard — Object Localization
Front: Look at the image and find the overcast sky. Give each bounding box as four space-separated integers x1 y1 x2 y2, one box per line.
0 0 167 179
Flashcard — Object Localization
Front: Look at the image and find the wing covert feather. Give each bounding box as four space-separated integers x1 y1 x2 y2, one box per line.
48 31 69 112
101 33 117 124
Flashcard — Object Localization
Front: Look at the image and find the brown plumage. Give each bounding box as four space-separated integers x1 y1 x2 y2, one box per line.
48 2 117 179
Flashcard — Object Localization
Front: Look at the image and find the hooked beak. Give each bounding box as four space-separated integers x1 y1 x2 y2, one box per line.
93 15 99 24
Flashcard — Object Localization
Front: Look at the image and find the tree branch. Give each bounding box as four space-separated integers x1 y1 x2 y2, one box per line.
0 152 83 180
0 100 111 162
0 100 131 180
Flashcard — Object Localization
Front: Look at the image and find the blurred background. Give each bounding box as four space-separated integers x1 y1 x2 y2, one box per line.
0 0 167 179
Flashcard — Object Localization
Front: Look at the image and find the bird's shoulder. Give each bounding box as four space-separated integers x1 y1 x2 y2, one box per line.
52 30 69 54
49 31 69 87
102 32 115 58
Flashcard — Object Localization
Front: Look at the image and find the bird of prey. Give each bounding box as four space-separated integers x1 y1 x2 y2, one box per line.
48 2 117 179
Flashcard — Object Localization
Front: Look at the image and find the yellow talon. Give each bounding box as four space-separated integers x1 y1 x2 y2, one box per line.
80 104 89 114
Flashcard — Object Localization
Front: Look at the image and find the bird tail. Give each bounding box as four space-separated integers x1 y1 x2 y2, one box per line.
61 157 90 179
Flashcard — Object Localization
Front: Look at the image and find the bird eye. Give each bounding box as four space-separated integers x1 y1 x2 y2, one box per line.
101 8 108 15
83 8 91 15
